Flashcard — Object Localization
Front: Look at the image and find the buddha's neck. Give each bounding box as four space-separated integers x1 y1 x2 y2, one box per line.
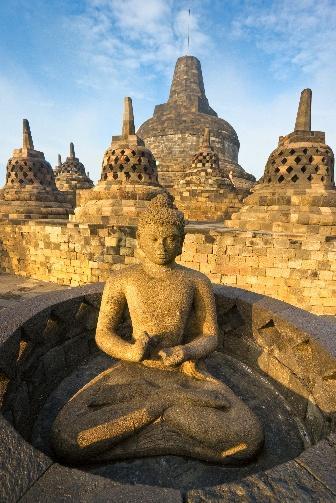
141 257 177 278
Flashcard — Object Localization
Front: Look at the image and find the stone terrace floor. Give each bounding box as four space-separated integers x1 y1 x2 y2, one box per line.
0 273 70 311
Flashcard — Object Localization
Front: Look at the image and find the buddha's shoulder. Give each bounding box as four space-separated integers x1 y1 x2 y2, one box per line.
104 265 141 287
175 264 212 286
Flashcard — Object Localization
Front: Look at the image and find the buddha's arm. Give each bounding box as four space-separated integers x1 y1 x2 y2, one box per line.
95 278 147 362
182 276 218 360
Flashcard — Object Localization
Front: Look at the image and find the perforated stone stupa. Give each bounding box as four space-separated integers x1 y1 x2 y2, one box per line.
137 56 255 191
54 143 93 192
173 128 243 221
0 120 72 220
72 97 165 225
225 89 336 233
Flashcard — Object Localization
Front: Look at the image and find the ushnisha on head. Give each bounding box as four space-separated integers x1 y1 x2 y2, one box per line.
137 193 185 265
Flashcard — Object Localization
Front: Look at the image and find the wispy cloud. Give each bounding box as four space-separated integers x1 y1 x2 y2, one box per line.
68 0 212 91
0 0 335 187
231 0 336 79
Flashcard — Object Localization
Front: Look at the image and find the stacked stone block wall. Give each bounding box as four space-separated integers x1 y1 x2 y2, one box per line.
0 221 335 315
142 132 241 187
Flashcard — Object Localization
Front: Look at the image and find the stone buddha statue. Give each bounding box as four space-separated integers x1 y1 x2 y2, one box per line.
51 194 263 464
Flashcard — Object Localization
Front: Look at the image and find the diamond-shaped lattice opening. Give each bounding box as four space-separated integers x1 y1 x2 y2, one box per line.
303 148 308 154
321 176 325 182
267 177 272 183
322 157 326 163
277 150 283 156
143 166 148 173
137 157 142 164
19 179 24 184
315 166 320 173
131 164 137 172
294 156 301 164
286 166 294 173
23 172 28 178
120 149 125 155
278 175 285 183
113 173 118 180
307 174 313 181
114 156 119 164
123 155 130 163
315 149 319 153
291 174 299 182
131 150 136 156
289 149 295 155
281 158 287 165
309 156 313 163
111 150 115 155
125 172 131 180
119 165 124 172
271 159 276 165
274 167 280 173
301 166 307 173
138 174 143 181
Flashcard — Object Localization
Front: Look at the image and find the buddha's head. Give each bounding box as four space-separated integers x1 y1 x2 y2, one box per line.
137 193 185 265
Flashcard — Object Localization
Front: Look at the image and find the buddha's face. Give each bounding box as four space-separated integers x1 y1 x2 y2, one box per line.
138 223 184 265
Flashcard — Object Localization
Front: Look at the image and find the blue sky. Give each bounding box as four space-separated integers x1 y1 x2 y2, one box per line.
1 0 336 185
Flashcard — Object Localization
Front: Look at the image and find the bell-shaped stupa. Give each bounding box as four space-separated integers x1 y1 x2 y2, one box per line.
0 120 72 220
72 97 166 225
137 56 255 191
173 128 242 221
99 98 159 188
54 143 93 191
225 89 336 233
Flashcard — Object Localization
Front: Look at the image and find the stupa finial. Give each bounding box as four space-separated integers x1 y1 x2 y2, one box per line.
58 154 62 166
122 97 135 138
70 142 75 159
23 119 34 150
201 127 211 149
295 88 312 132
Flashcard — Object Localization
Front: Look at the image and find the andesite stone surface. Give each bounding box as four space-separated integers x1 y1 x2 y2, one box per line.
226 88 336 233
72 98 166 225
0 120 72 220
137 56 255 190
54 143 94 192
0 283 335 501
52 194 263 465
172 127 243 222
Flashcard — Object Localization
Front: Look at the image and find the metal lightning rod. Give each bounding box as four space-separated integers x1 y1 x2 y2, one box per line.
187 8 190 54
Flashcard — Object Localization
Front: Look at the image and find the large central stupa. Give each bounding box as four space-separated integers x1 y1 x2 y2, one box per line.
137 56 255 190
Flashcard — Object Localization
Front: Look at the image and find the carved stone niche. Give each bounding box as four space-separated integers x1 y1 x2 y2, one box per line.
0 284 335 501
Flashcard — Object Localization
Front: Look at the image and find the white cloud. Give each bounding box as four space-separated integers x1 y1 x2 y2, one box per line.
67 0 212 87
1 0 335 188
231 0 336 77
224 0 336 178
